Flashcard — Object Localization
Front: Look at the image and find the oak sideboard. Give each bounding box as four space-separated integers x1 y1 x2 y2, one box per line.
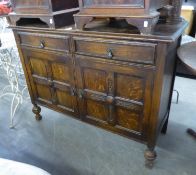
11 20 187 167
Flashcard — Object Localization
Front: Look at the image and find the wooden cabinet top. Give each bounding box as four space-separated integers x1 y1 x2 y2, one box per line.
10 0 79 14
11 20 188 43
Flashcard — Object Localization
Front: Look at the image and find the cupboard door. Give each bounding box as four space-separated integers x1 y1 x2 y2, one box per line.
22 49 79 117
75 55 153 139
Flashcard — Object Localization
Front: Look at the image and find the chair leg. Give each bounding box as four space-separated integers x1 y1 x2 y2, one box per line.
173 90 180 104
0 92 21 128
10 94 21 129
187 128 196 139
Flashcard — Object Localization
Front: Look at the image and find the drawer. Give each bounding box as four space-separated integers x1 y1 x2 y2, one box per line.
74 37 156 65
18 32 70 53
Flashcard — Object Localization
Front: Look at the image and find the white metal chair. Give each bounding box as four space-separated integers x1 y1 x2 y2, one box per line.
0 158 51 175
0 46 29 128
0 16 29 128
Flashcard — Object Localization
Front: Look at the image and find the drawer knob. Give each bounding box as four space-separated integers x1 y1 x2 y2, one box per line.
70 87 76 96
107 49 113 59
48 79 53 86
39 40 45 49
106 96 115 104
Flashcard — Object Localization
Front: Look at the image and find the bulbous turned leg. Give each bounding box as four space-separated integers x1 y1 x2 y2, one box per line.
32 104 42 121
144 148 157 168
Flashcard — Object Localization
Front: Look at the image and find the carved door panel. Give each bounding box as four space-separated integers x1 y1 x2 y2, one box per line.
22 49 78 117
75 55 153 139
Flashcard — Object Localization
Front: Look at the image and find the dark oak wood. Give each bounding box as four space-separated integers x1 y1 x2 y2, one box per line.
22 48 79 117
9 0 79 28
18 32 70 52
32 104 42 121
11 20 187 167
74 0 183 34
75 54 153 140
74 37 156 64
11 0 79 14
144 149 157 168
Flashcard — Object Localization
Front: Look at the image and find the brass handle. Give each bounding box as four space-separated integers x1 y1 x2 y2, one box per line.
39 40 45 49
78 89 84 99
106 96 114 104
107 48 113 59
48 79 53 86
70 87 76 96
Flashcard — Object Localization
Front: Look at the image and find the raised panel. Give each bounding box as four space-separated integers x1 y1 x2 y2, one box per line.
56 90 75 111
50 60 78 113
52 63 70 82
30 58 47 77
116 74 144 102
86 99 108 122
83 68 107 93
116 107 141 132
36 84 52 103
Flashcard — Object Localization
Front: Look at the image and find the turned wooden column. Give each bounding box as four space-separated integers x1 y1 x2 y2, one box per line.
32 104 42 121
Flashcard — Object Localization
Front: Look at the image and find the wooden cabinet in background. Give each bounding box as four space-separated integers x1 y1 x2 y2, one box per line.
11 0 79 14
9 0 79 28
74 0 183 34
12 20 187 167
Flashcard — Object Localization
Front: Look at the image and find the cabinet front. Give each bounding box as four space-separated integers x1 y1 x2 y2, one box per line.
75 55 153 139
22 49 79 117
